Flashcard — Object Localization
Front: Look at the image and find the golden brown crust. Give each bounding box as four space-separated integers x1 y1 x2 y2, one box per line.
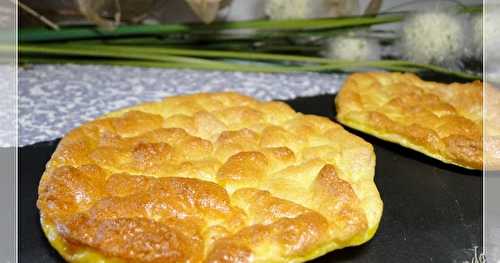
336 72 483 170
38 92 382 262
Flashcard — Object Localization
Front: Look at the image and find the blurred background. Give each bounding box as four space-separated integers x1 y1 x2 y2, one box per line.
19 0 482 27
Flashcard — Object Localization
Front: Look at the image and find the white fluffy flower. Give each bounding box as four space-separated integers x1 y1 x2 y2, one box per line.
265 0 359 20
265 0 317 19
325 36 381 61
401 12 466 65
471 14 483 60
485 5 500 84
485 6 500 59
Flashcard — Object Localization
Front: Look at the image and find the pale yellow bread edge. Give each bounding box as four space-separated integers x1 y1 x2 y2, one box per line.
336 115 478 170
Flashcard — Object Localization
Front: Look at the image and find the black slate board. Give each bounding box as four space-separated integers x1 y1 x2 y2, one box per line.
19 94 482 263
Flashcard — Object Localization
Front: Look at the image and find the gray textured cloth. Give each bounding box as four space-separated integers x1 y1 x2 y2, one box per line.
18 64 346 146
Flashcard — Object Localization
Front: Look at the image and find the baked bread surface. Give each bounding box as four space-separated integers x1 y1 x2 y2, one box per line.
336 72 483 170
37 92 382 263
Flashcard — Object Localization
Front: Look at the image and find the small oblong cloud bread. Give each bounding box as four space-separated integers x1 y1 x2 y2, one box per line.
336 72 483 170
37 92 383 263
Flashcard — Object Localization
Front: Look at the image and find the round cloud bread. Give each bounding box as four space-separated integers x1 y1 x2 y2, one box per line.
37 92 382 263
336 72 483 170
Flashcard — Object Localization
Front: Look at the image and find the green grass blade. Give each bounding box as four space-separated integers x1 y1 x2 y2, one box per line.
17 43 481 79
31 43 481 79
19 15 403 43
19 56 413 73
18 44 235 68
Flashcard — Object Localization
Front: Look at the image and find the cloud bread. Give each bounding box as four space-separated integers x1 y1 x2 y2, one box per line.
37 92 383 263
336 72 483 170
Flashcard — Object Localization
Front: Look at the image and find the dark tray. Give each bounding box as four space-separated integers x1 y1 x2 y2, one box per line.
19 94 482 263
